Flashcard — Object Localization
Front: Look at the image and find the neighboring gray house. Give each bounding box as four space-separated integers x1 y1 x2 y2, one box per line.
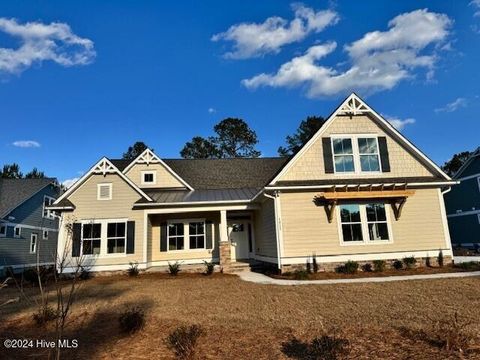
0 178 60 274
445 148 480 248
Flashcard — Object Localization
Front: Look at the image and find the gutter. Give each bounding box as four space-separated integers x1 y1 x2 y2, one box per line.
132 199 253 207
265 181 458 191
263 192 283 270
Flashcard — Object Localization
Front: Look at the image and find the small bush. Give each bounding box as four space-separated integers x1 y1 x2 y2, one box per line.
336 261 359 274
203 261 214 275
22 266 54 285
403 256 417 269
128 262 139 277
32 306 57 326
281 334 350 360
362 263 373 272
293 270 309 280
455 261 480 271
425 256 431 268
119 306 145 334
168 261 181 276
312 256 319 273
167 324 203 360
392 259 403 270
373 260 386 272
306 259 312 274
79 266 92 280
438 250 444 268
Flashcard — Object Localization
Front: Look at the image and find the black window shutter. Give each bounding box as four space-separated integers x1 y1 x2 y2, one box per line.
322 137 334 173
205 220 213 249
72 223 81 257
126 221 135 254
378 137 391 172
160 222 167 252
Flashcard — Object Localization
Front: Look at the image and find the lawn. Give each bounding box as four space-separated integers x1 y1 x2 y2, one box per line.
1 273 480 359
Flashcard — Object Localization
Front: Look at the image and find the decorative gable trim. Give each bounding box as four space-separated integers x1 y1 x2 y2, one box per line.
122 148 194 190
53 157 153 206
269 93 452 185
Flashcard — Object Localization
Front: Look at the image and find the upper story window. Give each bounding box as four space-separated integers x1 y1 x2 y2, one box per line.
14 226 21 238
331 136 381 174
141 171 156 185
0 224 6 237
97 183 112 200
43 195 56 219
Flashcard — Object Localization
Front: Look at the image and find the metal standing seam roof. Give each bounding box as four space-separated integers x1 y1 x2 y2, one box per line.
137 188 259 205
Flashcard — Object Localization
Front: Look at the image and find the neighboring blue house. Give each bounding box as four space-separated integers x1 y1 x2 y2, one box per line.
0 178 60 274
445 148 480 249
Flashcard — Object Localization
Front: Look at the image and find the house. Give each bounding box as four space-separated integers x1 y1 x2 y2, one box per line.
50 93 455 273
0 178 60 274
444 148 480 249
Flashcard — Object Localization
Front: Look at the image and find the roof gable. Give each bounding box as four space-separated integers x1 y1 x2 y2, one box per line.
453 148 480 179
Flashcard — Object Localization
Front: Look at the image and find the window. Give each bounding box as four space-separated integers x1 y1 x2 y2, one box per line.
97 183 112 200
168 223 184 250
107 222 126 254
43 195 56 219
358 138 380 172
332 138 354 173
14 226 21 238
339 203 391 244
82 223 101 255
43 230 49 240
331 136 382 174
0 224 6 237
30 233 38 253
141 171 156 185
189 222 205 249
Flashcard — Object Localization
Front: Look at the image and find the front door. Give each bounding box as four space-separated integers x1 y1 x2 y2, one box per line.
228 221 250 261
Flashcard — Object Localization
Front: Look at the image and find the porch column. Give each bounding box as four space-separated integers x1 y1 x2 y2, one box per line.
219 210 231 266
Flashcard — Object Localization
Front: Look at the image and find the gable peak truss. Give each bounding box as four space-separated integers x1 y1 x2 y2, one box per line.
136 148 161 165
93 158 118 176
337 94 370 116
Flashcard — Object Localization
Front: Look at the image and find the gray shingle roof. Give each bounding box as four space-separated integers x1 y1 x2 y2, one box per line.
0 178 57 218
137 188 258 205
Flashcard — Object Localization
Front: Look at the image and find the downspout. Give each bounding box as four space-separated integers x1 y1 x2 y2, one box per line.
263 191 283 270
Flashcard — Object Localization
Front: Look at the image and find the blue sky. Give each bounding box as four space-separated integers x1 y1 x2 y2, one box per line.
0 0 479 185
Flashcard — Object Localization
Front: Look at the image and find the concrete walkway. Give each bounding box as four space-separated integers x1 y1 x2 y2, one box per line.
237 270 480 286
454 256 480 263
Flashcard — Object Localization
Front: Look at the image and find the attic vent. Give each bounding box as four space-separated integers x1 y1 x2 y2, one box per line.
97 183 112 200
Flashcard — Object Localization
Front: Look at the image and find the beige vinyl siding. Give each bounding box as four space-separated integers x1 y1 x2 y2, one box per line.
279 114 435 182
63 173 144 265
279 188 447 258
254 198 278 258
149 212 219 262
125 163 185 189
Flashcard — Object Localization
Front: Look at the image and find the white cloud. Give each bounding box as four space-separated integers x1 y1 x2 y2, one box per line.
471 0 480 17
0 18 95 75
384 115 416 130
435 97 467 113
62 177 79 189
242 9 452 97
212 3 339 59
208 107 216 114
12 140 40 148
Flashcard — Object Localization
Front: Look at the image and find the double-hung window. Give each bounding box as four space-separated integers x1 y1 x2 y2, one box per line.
14 226 21 238
167 220 206 251
107 222 126 254
30 233 38 254
189 222 205 249
331 136 381 174
339 203 391 244
82 223 101 255
168 223 185 250
43 196 56 219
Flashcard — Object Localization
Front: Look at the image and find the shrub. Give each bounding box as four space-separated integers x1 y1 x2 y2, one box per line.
22 266 54 284
425 256 431 268
79 266 92 280
281 334 350 360
203 261 214 275
336 261 359 274
438 250 444 268
373 260 386 272
293 270 309 280
168 261 181 276
167 324 203 360
455 261 480 271
392 260 403 270
362 263 373 272
119 306 145 334
128 262 139 277
312 256 319 273
306 259 312 274
403 256 417 269
32 305 57 326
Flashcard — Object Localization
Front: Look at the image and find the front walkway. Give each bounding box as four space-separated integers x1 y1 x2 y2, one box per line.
237 270 480 286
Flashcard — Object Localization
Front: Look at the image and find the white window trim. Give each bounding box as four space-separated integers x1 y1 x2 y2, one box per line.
0 224 6 237
167 218 206 252
97 183 112 201
330 134 383 175
478 213 480 225
141 170 157 185
477 176 480 193
80 218 128 258
336 202 394 246
43 195 56 219
30 233 38 254
14 225 21 238
43 230 49 240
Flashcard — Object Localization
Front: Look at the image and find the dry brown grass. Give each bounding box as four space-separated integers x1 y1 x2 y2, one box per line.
1 273 480 359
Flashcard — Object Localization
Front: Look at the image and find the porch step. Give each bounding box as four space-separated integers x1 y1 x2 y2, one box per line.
222 262 252 273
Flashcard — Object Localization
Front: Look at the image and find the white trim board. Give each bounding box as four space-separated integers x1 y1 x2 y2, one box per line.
447 209 480 218
269 93 451 185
